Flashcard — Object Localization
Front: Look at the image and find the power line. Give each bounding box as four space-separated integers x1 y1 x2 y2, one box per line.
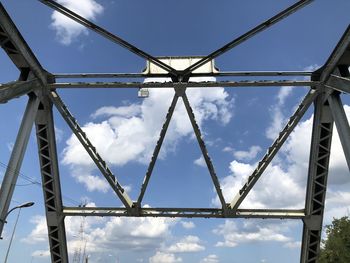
0 160 80 206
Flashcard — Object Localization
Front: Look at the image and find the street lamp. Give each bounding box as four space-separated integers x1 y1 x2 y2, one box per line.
2 202 34 263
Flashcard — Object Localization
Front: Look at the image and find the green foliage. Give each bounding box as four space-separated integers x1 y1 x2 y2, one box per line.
318 216 350 263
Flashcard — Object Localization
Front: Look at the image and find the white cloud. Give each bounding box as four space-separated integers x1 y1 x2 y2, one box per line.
23 211 177 256
212 99 350 249
265 86 294 140
50 0 104 45
63 82 233 167
31 249 50 258
180 221 195 229
149 252 182 263
92 104 142 118
213 220 292 248
283 241 301 249
69 166 110 193
21 216 48 244
194 156 206 168
200 254 219 263
166 235 205 253
62 78 233 192
222 146 233 152
233 145 262 161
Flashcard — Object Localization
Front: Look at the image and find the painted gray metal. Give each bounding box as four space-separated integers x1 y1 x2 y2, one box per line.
300 93 333 263
48 91 134 211
50 80 318 89
0 3 47 84
0 95 39 236
328 92 350 171
0 1 350 262
63 207 306 219
0 79 41 103
35 97 68 263
137 93 180 206
229 88 319 211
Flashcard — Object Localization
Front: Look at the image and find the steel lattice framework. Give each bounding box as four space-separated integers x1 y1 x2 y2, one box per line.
0 0 349 262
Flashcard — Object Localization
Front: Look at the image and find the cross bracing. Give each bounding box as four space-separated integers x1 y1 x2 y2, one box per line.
0 1 349 262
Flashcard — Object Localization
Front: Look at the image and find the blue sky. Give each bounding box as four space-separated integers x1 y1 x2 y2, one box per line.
0 0 350 262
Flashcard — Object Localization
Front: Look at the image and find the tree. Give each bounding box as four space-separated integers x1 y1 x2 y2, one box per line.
318 216 350 263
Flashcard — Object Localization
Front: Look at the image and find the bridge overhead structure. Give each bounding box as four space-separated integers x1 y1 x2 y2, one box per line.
0 1 349 262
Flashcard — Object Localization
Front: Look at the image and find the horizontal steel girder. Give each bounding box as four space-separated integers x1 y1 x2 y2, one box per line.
53 71 314 79
50 80 318 89
63 207 305 219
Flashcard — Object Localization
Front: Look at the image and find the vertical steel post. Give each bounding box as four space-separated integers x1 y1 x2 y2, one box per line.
0 94 39 236
300 92 334 263
328 92 350 171
35 96 68 263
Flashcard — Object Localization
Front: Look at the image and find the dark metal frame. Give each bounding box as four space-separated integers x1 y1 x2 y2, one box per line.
0 1 349 262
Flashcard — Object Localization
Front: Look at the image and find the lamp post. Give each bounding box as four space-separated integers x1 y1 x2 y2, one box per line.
2 202 34 263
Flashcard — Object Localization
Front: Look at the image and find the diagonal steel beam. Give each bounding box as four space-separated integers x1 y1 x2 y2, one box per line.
137 93 179 206
229 88 318 211
319 25 350 82
181 91 227 211
0 79 41 104
325 74 350 94
328 92 350 171
48 91 134 211
181 0 313 78
38 0 178 78
0 94 40 236
0 3 47 83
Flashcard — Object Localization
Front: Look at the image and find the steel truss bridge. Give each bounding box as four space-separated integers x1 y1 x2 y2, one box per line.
0 0 349 262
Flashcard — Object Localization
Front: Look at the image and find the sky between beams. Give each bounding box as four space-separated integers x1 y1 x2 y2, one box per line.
0 0 350 263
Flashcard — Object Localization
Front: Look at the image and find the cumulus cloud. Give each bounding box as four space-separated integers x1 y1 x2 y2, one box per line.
265 86 294 140
50 0 104 45
194 156 206 167
213 220 292 248
212 93 350 249
233 145 262 161
149 252 182 263
200 254 219 263
62 78 233 192
166 235 205 253
180 221 195 229
23 204 178 258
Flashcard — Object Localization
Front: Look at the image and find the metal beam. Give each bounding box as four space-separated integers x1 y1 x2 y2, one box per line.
137 93 179 206
0 3 47 83
0 94 39 236
181 0 313 77
38 0 178 78
35 96 68 263
300 93 334 263
230 88 318 210
63 206 305 219
325 74 350 94
181 91 227 211
51 80 318 89
328 92 350 171
319 25 350 82
0 79 41 103
48 91 134 211
53 71 313 79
